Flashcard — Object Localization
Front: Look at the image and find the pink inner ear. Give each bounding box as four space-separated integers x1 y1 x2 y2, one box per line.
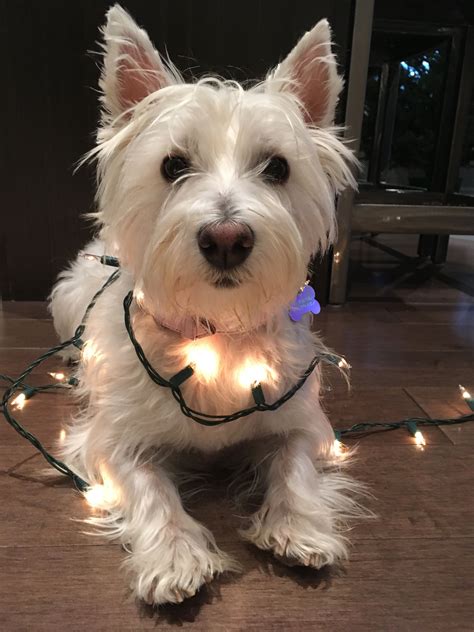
294 46 331 126
116 43 164 109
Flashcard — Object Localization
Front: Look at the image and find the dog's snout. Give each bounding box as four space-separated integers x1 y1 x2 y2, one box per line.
198 222 254 270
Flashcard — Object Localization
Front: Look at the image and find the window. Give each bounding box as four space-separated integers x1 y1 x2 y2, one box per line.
359 28 454 193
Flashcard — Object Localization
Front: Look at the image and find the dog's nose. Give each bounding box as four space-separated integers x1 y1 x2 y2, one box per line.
198 222 254 270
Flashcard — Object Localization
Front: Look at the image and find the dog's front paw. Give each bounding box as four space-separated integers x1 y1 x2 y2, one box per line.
241 507 347 569
129 529 236 605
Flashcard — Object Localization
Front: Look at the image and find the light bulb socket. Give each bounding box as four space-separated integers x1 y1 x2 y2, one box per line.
334 430 342 441
251 383 266 406
324 354 340 366
465 398 474 412
324 353 350 369
100 255 120 268
170 365 195 387
23 386 36 400
406 421 418 437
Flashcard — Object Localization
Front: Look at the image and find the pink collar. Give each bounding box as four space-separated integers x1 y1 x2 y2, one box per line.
153 314 219 339
144 307 267 340
136 281 316 340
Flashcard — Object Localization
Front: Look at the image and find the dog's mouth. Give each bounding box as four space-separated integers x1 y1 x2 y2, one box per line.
207 266 251 290
213 275 240 289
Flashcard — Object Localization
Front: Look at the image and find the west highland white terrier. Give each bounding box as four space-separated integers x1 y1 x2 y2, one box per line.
50 4 363 605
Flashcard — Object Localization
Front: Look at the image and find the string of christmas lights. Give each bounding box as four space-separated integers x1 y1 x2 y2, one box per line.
123 290 330 424
0 268 122 492
1 258 473 496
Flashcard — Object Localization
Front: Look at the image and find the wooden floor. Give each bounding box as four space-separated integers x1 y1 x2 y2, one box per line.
1 239 474 631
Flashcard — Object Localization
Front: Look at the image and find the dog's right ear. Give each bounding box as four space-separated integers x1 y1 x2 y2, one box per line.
100 4 177 124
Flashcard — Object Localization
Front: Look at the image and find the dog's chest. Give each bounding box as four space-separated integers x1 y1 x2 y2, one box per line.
149 330 282 416
134 310 315 417
86 303 319 450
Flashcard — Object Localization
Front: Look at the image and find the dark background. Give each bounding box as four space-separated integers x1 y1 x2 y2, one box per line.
0 0 354 300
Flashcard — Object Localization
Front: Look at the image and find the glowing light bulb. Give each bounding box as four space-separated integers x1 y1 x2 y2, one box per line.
84 465 121 509
332 431 349 459
84 484 107 508
185 340 219 382
407 421 426 450
237 361 277 389
12 393 26 410
59 429 67 443
134 289 145 305
82 252 98 262
459 384 472 400
49 372 66 381
459 384 474 411
414 430 426 448
338 358 351 370
82 340 98 363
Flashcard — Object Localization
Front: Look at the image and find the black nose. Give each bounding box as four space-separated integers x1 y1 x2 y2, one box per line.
198 222 254 270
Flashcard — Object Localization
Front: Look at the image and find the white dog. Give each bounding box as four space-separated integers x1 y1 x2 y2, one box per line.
50 4 363 605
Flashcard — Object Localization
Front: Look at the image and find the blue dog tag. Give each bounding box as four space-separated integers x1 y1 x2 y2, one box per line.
289 284 321 322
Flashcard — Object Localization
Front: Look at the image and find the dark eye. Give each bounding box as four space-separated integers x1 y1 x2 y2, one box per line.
262 156 289 183
162 155 190 182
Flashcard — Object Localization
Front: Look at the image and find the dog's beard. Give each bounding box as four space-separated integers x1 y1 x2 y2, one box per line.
137 257 306 333
132 200 307 331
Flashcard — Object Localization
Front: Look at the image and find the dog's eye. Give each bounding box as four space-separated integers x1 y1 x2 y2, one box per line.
162 155 190 182
262 156 289 183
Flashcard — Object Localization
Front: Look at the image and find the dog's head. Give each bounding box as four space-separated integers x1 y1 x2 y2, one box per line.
92 5 355 329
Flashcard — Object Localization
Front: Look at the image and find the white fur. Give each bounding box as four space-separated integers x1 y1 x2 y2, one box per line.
50 5 365 605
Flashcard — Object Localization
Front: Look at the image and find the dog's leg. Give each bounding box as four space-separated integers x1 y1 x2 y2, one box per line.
90 455 236 605
241 430 363 568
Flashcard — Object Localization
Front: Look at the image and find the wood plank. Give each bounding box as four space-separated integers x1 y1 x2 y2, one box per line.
321 321 473 352
349 445 474 540
0 538 472 631
350 278 474 305
1 442 471 547
317 301 474 325
0 451 239 549
324 386 450 446
0 348 69 378
0 319 58 348
0 395 75 449
0 301 51 320
383 302 474 324
407 386 474 446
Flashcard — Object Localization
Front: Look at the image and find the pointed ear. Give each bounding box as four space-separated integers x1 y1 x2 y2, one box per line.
99 4 177 123
269 19 343 127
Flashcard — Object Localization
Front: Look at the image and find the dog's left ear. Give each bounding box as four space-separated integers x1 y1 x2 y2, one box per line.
99 4 178 124
268 19 343 127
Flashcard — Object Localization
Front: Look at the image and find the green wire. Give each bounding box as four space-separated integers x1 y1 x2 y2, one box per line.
336 414 474 437
1 269 121 492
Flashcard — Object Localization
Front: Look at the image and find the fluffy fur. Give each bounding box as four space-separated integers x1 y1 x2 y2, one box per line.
50 5 365 606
